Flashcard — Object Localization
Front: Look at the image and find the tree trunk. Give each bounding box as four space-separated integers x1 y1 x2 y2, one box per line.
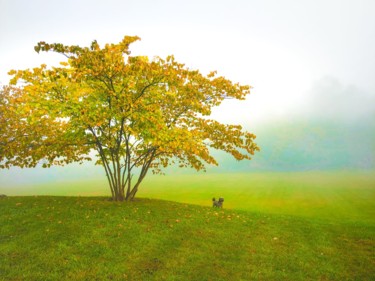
100 150 155 202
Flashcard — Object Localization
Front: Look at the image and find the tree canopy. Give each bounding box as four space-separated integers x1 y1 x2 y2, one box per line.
0 36 259 201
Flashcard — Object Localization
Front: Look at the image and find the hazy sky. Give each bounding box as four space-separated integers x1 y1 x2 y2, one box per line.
1 0 374 126
1 0 375 191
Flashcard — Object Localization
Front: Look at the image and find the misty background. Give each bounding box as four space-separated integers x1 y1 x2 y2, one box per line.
0 0 374 191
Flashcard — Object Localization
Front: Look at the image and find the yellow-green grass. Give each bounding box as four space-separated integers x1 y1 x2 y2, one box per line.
2 171 374 224
1 171 374 279
0 196 374 280
140 171 375 224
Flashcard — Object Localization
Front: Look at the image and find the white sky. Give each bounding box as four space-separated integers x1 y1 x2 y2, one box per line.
1 0 375 188
1 0 375 126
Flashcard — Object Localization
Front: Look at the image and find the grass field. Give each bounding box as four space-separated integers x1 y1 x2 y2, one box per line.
140 171 375 222
0 171 374 280
3 171 374 222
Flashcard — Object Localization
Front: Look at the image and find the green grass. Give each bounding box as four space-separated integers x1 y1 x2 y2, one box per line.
0 171 374 280
3 171 374 223
0 196 374 280
141 171 375 223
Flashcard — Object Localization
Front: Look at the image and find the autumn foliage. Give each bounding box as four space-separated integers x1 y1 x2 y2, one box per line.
0 36 259 201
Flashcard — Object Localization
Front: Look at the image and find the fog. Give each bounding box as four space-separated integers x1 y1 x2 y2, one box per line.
302 76 375 124
1 0 375 189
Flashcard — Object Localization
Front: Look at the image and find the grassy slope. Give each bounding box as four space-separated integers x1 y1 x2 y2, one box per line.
1 171 374 280
0 194 374 280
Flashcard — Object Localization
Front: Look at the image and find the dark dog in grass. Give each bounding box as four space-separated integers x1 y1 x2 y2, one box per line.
212 197 224 208
0 194 7 198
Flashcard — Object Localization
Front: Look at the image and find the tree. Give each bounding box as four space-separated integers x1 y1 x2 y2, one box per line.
0 36 259 201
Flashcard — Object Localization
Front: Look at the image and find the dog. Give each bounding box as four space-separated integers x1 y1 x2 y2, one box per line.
212 197 224 208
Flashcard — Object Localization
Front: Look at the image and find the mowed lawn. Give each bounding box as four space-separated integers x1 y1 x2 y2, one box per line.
4 171 374 223
0 171 374 280
140 171 375 223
